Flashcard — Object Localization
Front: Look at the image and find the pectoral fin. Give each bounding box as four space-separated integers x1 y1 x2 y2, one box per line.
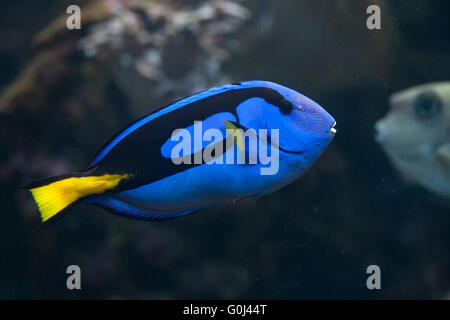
437 143 450 172
224 120 245 151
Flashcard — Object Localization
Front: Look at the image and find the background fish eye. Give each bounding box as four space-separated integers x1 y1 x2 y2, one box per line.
278 99 294 115
413 91 442 119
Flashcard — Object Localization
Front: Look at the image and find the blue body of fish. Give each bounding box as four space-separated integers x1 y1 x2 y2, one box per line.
27 80 336 222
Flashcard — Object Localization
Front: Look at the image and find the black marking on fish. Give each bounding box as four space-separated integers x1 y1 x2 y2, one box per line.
90 86 285 191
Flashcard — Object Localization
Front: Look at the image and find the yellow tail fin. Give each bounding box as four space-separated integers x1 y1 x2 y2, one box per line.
28 174 129 223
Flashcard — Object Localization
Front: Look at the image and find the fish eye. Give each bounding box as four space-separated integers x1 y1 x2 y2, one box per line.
279 99 294 115
414 91 442 119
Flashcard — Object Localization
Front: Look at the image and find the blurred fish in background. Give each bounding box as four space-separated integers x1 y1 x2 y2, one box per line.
375 82 450 198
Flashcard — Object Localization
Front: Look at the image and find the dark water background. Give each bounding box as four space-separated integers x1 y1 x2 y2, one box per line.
0 0 449 299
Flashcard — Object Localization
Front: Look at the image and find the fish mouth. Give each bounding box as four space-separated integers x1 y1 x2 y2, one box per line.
329 121 337 134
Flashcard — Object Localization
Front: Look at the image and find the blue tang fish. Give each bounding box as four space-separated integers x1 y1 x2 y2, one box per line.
26 81 336 224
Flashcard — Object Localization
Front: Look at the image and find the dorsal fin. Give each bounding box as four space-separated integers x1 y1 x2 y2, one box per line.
85 83 252 170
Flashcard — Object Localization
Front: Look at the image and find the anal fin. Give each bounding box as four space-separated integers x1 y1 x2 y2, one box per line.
88 197 200 221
